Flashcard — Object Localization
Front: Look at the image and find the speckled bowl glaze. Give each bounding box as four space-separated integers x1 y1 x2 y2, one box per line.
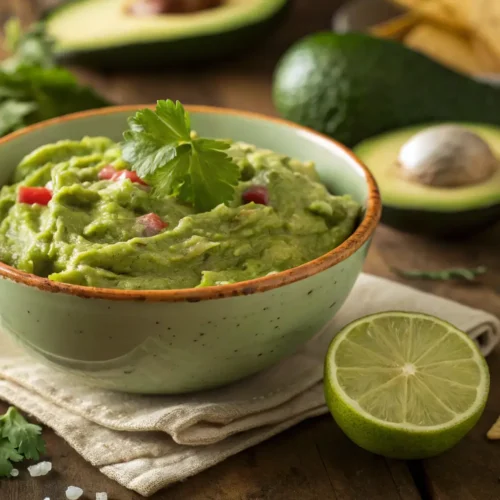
0 106 381 394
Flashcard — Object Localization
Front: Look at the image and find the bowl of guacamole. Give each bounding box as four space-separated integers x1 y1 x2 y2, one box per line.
0 103 380 393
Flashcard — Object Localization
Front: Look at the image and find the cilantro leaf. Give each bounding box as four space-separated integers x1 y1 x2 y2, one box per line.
190 142 240 212
0 406 47 477
3 65 108 121
0 100 37 136
0 407 45 461
0 19 109 138
2 19 54 71
0 438 23 477
122 100 240 212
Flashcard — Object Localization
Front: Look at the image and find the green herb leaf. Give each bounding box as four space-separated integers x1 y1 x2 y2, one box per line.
0 19 109 138
393 266 487 281
2 19 54 71
0 438 23 477
0 100 37 136
0 407 45 461
0 406 46 477
123 100 240 211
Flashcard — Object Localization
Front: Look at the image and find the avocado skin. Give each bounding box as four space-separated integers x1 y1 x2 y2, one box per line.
44 0 290 69
382 204 500 237
273 32 500 147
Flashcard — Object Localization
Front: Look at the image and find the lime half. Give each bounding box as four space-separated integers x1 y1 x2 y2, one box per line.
324 311 490 459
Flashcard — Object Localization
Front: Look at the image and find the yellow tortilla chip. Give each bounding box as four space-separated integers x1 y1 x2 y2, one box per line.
389 0 478 33
475 0 500 67
471 36 500 74
404 23 483 75
487 416 500 440
369 13 417 40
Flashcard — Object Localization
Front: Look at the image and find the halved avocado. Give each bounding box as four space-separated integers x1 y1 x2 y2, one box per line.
354 123 500 236
44 0 289 69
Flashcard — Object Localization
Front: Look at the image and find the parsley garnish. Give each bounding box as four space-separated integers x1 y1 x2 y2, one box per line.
122 100 240 212
0 19 109 137
0 406 46 477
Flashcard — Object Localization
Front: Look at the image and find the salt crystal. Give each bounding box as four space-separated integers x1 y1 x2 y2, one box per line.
65 486 84 500
27 461 52 477
96 493 108 500
44 498 50 500
10 468 19 477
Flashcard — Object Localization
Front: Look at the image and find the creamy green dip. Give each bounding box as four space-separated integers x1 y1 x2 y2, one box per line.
0 137 360 290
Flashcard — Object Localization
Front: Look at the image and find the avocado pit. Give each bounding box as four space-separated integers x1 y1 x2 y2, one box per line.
124 0 223 16
397 125 498 188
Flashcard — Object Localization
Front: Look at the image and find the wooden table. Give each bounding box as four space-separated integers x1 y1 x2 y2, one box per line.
1 0 500 498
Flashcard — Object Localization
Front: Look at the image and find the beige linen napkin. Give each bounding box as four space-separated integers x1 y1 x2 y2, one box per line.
0 273 498 496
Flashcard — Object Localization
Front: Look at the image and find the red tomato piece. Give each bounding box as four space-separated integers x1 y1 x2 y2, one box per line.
242 186 269 205
18 186 52 206
137 213 169 236
112 170 147 186
99 165 147 185
98 165 118 180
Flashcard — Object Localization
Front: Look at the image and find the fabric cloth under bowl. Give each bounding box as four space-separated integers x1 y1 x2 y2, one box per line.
0 273 498 496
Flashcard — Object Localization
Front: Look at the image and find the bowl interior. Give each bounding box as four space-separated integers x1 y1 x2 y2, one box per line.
0 107 370 209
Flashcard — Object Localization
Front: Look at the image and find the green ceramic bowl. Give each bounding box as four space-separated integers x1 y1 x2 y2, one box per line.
0 106 381 394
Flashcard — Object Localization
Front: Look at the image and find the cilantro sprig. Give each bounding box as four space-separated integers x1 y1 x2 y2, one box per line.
122 100 240 212
0 19 109 137
0 406 46 477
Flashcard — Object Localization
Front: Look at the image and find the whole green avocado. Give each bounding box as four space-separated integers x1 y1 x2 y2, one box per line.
273 32 500 146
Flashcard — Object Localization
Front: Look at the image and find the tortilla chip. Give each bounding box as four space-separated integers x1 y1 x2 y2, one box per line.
369 13 418 40
472 36 500 74
404 23 483 75
475 0 500 67
487 416 500 439
388 0 478 33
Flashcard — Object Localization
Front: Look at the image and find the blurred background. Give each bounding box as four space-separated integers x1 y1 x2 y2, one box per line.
2 0 500 113
0 0 336 114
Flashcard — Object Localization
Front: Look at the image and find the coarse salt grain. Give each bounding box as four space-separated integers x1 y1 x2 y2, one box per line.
96 493 108 500
65 486 84 500
10 468 19 477
27 461 52 477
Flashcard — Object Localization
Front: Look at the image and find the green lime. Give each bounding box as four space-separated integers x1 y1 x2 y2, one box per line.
324 311 490 459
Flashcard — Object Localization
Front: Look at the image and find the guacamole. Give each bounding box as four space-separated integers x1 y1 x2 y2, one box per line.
0 137 360 290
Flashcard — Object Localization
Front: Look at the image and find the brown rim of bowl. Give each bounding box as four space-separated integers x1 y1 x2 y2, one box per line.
0 104 381 302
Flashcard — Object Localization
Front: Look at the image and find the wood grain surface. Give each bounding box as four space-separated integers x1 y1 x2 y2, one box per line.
0 0 499 498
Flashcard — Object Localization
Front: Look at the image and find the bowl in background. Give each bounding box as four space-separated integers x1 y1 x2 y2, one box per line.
0 106 380 394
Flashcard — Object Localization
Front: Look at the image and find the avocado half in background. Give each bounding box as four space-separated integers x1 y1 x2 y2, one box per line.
44 0 289 68
354 123 500 236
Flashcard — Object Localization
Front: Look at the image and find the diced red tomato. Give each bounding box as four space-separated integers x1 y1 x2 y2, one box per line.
137 213 168 236
242 186 269 205
112 170 147 186
18 186 52 206
98 165 147 185
98 165 118 180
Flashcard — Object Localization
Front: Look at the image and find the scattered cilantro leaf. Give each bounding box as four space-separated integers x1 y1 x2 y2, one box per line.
0 19 109 138
393 266 487 281
123 100 240 211
0 438 23 476
0 407 45 461
0 407 45 478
